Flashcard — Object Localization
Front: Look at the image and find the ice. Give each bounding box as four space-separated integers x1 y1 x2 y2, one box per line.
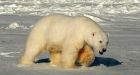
0 0 140 75
0 52 20 57
5 22 30 30
0 0 140 16
6 22 20 29
8 4 17 8
0 14 139 75
0 0 139 29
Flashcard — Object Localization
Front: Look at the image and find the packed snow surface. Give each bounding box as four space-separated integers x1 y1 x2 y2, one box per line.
0 1 140 75
0 0 140 29
0 0 140 16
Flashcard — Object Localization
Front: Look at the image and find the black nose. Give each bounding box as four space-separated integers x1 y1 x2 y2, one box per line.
102 48 106 52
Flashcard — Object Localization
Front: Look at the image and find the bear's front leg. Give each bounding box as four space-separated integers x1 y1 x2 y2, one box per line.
49 47 61 67
61 47 78 68
78 45 95 67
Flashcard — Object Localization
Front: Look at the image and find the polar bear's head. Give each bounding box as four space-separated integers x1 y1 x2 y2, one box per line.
86 31 109 55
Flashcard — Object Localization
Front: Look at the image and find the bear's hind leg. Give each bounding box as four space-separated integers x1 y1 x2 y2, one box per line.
20 37 46 65
20 47 42 65
78 45 95 67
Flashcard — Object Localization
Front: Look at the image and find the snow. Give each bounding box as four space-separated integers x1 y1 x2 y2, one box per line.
5 22 29 30
0 13 140 75
0 0 140 16
6 22 20 29
0 0 139 30
83 14 103 22
0 52 20 57
0 0 140 75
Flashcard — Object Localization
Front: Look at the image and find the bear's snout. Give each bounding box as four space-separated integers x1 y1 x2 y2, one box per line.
102 48 106 52
99 48 107 55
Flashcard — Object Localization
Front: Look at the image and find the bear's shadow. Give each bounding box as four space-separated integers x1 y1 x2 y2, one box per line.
36 57 122 67
90 57 122 67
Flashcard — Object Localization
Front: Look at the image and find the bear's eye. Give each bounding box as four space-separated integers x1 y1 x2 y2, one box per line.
92 33 94 36
99 40 103 43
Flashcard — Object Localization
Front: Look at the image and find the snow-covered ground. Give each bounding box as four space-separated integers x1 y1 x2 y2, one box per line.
0 0 140 30
0 0 140 75
0 0 140 16
0 14 140 75
0 0 140 29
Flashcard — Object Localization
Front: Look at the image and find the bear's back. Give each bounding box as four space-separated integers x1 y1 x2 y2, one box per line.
35 14 103 44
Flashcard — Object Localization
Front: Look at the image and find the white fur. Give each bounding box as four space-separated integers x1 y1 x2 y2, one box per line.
20 14 108 68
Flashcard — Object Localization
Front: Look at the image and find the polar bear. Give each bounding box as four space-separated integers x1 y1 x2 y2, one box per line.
20 14 108 68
